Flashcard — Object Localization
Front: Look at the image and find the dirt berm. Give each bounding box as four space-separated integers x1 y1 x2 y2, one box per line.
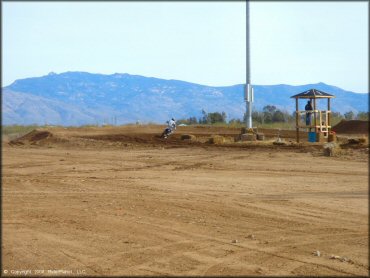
332 120 369 134
9 129 70 146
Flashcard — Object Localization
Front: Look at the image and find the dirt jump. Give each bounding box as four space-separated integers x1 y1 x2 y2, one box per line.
2 124 368 276
332 119 369 135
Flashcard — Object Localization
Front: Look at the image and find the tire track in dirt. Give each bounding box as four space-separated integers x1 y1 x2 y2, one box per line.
99 214 362 276
3 128 368 276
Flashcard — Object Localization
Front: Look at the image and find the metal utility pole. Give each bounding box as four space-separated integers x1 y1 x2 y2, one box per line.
244 0 253 129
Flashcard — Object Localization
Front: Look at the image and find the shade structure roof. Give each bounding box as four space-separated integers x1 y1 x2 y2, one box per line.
290 88 335 99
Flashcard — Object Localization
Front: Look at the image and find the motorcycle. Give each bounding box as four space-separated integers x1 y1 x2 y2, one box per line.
161 127 173 139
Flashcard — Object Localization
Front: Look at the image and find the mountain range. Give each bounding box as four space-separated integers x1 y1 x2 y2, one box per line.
2 71 368 126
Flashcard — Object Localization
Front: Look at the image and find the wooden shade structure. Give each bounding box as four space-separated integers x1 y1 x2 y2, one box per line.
291 89 335 143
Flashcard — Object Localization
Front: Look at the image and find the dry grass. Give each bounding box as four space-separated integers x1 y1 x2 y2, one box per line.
208 135 225 144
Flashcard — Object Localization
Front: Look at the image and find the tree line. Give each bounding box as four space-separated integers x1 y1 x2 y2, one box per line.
177 106 369 125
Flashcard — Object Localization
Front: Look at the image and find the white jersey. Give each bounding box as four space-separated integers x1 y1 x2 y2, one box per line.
168 119 176 130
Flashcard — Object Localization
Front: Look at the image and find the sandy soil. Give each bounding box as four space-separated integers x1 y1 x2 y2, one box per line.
2 125 369 276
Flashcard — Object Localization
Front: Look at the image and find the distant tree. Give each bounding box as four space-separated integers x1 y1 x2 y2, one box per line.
292 111 297 118
262 105 277 124
344 111 355 120
198 110 226 124
331 112 344 122
263 105 277 114
229 118 242 126
241 106 297 126
222 112 227 123
331 111 344 126
272 110 285 122
263 113 273 123
208 112 226 124
331 111 343 118
245 107 294 125
199 109 208 124
188 116 198 124
357 112 369 121
177 116 198 125
280 110 294 123
251 111 263 124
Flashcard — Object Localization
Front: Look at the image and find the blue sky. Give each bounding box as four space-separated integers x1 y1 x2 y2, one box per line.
2 1 368 93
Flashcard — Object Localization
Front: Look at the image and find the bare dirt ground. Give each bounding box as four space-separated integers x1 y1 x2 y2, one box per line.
2 125 369 276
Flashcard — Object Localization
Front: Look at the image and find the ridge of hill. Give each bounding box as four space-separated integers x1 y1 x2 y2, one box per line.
2 71 368 125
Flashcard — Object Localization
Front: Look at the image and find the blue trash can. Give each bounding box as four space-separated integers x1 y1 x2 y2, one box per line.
308 132 316 142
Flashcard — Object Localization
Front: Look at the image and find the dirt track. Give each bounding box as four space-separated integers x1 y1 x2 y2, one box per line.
2 125 369 276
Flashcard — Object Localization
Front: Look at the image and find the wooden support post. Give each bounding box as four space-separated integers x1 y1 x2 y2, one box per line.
313 98 317 132
328 98 331 128
295 98 299 143
327 98 331 143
